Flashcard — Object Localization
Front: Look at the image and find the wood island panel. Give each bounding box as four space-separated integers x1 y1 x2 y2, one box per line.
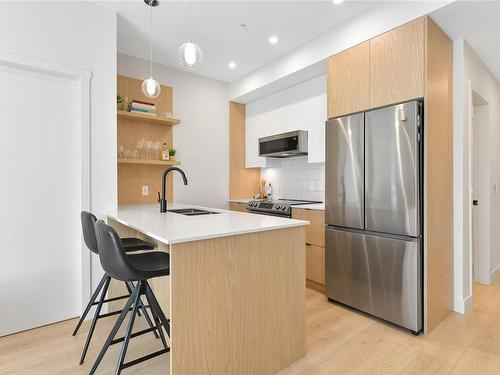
170 227 306 375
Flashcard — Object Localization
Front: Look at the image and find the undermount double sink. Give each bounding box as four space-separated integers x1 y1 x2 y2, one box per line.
167 208 220 216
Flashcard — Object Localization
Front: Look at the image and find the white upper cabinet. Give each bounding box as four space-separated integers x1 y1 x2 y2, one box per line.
245 75 327 167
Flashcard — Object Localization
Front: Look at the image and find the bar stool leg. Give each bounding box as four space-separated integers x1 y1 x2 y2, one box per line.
145 282 170 337
72 273 107 336
126 281 160 339
144 289 169 350
89 285 140 375
115 284 142 375
79 275 111 365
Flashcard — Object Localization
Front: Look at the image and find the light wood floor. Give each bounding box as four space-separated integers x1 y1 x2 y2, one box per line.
2 280 500 375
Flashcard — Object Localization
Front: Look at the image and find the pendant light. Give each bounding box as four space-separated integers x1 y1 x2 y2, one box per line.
142 0 161 98
178 0 203 70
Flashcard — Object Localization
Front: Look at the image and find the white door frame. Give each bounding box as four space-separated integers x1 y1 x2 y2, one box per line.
0 50 92 314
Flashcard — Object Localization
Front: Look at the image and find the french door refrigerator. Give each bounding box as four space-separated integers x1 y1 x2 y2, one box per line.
325 100 423 334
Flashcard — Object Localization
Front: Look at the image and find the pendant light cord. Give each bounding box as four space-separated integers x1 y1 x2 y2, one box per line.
188 0 192 41
149 3 153 78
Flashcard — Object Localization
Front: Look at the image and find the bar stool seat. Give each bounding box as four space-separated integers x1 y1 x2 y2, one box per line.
121 237 155 252
128 252 169 278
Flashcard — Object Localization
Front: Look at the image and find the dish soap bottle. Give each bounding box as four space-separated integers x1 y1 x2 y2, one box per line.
266 183 273 201
161 143 170 160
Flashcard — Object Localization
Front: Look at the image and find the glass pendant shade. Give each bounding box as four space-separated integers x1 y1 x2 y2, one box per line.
178 41 203 70
142 77 161 98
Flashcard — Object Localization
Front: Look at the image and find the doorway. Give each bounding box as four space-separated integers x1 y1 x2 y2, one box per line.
0 56 90 336
470 89 490 285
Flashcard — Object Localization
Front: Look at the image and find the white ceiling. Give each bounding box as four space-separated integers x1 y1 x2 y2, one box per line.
431 1 500 82
106 1 377 83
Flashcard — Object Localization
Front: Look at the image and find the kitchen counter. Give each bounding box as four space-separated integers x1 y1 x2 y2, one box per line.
108 203 308 244
106 202 307 374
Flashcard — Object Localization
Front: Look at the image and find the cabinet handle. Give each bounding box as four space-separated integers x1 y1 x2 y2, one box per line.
306 243 311 246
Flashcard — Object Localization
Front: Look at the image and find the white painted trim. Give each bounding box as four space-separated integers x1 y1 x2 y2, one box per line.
454 294 473 314
0 50 92 315
491 264 500 283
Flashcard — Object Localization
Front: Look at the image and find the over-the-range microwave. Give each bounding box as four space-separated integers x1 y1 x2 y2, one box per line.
258 130 308 158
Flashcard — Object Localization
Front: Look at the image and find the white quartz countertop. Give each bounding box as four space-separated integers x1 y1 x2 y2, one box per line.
107 203 309 245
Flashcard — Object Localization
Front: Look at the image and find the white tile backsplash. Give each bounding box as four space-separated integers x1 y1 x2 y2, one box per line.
261 157 325 202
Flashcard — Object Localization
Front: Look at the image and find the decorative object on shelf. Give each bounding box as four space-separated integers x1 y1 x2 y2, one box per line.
168 148 177 162
129 100 156 116
117 95 124 110
142 0 161 98
178 0 203 70
161 143 170 161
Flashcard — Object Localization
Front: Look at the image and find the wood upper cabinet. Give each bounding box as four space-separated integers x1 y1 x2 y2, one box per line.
369 18 425 108
327 41 370 118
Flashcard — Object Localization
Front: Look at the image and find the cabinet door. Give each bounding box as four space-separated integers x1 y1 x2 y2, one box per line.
327 41 369 119
306 244 325 285
292 208 325 247
245 99 267 168
229 202 248 212
369 18 424 109
285 75 327 163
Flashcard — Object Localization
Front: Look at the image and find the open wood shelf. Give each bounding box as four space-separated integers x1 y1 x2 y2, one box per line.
118 158 180 166
117 110 181 126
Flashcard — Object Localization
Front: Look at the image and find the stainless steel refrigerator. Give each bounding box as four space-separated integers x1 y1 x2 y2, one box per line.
325 100 423 334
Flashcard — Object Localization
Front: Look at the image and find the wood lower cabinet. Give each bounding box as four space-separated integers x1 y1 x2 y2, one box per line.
229 202 249 212
327 41 370 118
369 18 425 108
306 244 325 286
292 208 325 290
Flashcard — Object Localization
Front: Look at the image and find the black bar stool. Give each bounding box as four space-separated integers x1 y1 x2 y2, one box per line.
90 220 170 375
73 211 159 365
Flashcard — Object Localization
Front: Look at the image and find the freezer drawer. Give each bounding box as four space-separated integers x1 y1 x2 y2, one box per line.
325 227 422 332
325 113 364 229
365 101 421 237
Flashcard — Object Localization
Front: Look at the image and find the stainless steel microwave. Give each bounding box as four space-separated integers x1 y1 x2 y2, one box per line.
258 130 308 158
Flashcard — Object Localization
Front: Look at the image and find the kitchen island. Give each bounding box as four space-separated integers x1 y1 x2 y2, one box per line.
106 203 308 375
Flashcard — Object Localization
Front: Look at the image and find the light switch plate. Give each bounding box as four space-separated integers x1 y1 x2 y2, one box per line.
142 185 149 196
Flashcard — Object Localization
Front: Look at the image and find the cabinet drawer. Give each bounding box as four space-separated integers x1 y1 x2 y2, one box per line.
306 244 325 285
229 202 248 212
292 208 325 247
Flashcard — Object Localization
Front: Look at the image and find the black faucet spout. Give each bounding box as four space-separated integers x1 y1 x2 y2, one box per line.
160 167 188 213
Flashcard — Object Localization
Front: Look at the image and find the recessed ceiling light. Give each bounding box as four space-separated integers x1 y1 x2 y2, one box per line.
269 36 279 44
228 61 236 69
332 0 344 4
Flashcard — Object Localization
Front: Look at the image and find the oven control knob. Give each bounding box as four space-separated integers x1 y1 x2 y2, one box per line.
282 206 287 211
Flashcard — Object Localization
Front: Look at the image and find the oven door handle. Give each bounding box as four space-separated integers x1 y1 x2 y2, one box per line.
246 209 291 218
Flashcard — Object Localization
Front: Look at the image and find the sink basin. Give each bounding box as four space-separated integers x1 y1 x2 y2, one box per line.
167 208 220 216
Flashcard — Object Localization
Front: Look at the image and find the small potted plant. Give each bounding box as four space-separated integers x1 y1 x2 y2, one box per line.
117 95 124 110
169 148 177 162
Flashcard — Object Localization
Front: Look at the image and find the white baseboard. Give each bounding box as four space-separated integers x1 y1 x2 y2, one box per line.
491 264 500 283
454 294 473 314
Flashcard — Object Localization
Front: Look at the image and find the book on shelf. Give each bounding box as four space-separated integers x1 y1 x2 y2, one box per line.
130 109 156 116
128 99 156 115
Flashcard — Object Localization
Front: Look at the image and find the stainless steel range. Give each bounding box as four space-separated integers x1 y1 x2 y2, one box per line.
246 199 322 218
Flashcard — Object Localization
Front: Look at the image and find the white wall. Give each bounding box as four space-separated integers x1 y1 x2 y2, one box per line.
229 1 450 102
453 39 500 312
0 1 117 295
117 53 229 209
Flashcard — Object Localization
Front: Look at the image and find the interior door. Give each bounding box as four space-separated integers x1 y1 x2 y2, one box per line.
0 64 80 336
325 113 364 229
365 101 420 237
